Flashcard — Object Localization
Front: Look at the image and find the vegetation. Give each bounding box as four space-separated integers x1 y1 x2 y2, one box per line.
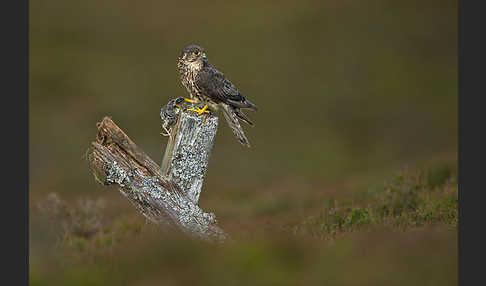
293 167 457 239
37 166 457 252
37 193 144 254
31 166 457 286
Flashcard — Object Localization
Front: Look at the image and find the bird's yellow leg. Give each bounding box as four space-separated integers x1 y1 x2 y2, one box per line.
187 104 210 115
184 98 197 103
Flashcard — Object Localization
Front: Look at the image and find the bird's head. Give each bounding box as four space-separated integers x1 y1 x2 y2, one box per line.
179 45 208 67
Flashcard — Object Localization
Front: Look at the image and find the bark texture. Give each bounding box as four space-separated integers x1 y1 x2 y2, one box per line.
88 116 227 242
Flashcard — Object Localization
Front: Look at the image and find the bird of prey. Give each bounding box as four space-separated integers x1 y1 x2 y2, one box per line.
177 45 258 147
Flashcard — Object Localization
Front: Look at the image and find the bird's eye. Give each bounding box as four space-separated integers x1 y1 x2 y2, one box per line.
193 51 199 56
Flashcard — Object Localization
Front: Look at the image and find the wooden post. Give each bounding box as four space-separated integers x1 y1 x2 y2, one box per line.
161 109 218 204
87 114 227 242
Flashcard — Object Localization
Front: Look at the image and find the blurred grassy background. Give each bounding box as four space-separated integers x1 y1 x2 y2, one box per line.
30 0 457 285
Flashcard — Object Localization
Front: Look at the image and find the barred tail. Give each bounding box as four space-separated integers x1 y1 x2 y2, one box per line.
220 103 251 148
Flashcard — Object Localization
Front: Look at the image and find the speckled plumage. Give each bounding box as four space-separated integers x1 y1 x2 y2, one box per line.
178 45 258 147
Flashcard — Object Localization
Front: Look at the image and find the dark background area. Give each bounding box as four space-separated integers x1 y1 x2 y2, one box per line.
29 0 457 285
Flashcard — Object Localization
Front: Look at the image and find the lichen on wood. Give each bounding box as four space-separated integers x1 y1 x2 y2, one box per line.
88 116 227 242
161 104 218 204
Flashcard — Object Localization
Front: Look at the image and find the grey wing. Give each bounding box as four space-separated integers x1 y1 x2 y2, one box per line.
196 66 243 102
196 66 257 111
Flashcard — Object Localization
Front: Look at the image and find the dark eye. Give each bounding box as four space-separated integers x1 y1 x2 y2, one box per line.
193 51 199 56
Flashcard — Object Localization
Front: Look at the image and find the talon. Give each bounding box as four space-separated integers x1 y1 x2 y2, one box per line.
187 104 210 115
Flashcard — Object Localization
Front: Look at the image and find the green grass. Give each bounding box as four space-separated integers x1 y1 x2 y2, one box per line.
292 167 457 239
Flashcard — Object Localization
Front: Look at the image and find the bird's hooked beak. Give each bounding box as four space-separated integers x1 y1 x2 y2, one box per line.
202 53 207 60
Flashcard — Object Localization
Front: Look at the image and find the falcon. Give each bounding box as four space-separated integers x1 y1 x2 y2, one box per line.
177 45 258 147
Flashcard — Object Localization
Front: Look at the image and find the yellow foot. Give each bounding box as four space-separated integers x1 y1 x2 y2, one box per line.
187 104 210 115
184 98 197 103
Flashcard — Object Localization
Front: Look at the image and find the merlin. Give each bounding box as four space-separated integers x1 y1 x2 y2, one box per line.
177 45 258 147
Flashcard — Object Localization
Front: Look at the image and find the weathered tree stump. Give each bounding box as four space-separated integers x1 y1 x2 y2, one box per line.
87 103 227 242
161 107 218 204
